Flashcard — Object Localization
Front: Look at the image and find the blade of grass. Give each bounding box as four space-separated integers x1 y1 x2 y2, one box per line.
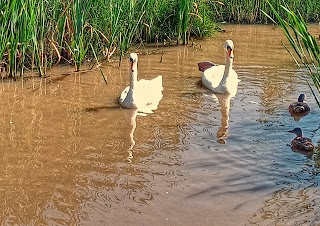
262 1 320 107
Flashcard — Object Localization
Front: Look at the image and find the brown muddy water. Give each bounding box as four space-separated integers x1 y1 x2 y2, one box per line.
1 25 320 226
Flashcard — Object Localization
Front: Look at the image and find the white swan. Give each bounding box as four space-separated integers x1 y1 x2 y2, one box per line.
119 53 163 113
198 40 239 94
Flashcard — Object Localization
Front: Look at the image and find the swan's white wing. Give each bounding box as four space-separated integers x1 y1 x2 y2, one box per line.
224 70 239 97
202 65 225 91
119 75 163 112
202 65 239 95
137 75 163 91
135 75 163 112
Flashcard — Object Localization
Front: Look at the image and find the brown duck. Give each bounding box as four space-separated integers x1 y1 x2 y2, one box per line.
288 127 315 152
289 94 310 120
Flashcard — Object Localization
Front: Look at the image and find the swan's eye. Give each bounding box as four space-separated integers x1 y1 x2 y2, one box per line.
130 58 137 63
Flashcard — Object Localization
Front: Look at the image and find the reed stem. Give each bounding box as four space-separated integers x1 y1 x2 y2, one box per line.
262 1 320 107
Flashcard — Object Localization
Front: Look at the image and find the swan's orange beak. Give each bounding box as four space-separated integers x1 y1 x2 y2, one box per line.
228 49 234 59
130 61 134 72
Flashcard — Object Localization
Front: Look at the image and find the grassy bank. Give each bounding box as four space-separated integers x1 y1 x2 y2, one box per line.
0 0 217 78
2 0 318 78
211 0 320 23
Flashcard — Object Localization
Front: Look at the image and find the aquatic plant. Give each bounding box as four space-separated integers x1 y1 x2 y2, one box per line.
262 2 320 107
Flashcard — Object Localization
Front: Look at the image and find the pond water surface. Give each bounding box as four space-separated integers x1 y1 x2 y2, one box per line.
0 25 320 226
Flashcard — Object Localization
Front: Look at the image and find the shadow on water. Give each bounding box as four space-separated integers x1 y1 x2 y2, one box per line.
84 105 119 112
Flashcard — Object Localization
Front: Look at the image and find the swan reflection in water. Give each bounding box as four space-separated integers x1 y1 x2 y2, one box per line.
127 109 149 163
215 93 232 144
126 108 161 163
204 78 238 144
127 110 138 162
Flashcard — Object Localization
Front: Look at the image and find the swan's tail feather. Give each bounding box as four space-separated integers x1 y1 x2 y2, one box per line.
153 75 163 90
198 61 218 72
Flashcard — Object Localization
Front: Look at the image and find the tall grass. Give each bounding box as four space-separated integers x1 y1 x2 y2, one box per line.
0 0 64 77
142 0 179 43
262 1 320 107
189 0 219 38
30 0 47 76
0 0 217 78
178 0 218 44
118 0 147 62
178 0 191 44
1 0 319 79
210 0 320 23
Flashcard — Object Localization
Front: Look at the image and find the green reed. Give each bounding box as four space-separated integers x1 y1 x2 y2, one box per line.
143 0 178 42
210 0 320 23
118 0 147 61
0 0 216 78
190 0 218 38
262 1 320 107
68 0 91 71
2 0 320 79
178 0 191 44
31 0 47 76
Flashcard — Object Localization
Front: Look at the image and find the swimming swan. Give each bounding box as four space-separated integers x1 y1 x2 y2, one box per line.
119 53 163 113
198 40 239 94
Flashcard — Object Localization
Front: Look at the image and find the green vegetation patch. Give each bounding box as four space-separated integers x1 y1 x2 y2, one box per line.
211 0 320 23
0 0 218 78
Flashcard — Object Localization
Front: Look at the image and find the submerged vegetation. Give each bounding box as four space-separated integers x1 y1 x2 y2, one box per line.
262 2 320 107
0 0 218 78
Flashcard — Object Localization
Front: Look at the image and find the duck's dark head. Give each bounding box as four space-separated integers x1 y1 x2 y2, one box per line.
288 127 303 137
298 93 305 102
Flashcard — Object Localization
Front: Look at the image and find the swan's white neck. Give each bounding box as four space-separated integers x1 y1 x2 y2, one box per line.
130 63 138 91
222 54 233 82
